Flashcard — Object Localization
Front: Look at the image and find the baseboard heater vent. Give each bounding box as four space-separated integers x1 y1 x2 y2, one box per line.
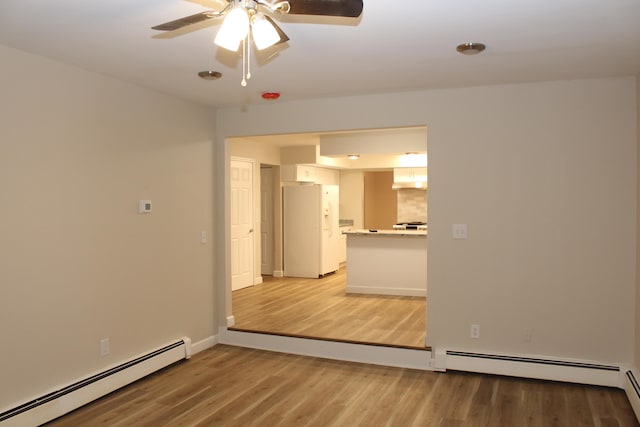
445 350 620 387
447 351 619 370
625 370 640 422
0 337 191 427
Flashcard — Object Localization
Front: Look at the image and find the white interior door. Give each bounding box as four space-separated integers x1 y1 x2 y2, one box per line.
260 166 274 275
231 158 254 291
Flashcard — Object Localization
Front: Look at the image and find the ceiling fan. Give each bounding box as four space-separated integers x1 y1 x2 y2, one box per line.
152 0 364 86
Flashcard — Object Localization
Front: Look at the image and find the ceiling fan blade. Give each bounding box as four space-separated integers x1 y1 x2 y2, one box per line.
151 10 223 31
263 15 290 45
286 0 363 17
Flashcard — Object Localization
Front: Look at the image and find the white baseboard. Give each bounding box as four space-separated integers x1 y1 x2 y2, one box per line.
255 276 263 285
218 327 432 371
273 270 284 278
443 349 622 387
191 335 218 354
0 337 191 427
346 286 426 297
624 368 640 422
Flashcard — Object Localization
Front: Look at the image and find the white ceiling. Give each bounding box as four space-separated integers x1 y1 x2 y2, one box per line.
1 1 639 109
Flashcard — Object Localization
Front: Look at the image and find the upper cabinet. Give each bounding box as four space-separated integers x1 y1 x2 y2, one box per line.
393 167 428 190
394 167 427 182
281 164 339 185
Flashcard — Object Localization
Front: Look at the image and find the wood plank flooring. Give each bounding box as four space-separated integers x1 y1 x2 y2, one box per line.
46 345 640 427
231 268 427 348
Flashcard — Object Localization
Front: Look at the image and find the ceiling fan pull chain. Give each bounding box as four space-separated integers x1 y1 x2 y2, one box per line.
241 36 248 86
247 35 252 81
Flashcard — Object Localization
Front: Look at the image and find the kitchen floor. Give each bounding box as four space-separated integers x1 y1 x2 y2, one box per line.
231 267 427 349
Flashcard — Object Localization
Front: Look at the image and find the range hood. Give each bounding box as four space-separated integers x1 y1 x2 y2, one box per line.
392 167 427 190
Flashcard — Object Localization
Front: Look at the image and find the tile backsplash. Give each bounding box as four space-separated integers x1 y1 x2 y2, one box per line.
397 189 427 223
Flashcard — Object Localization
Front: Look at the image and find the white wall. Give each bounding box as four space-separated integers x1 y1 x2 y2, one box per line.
636 73 640 370
0 45 216 408
216 77 637 365
339 170 364 228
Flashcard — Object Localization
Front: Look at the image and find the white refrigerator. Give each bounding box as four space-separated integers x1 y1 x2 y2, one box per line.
283 184 340 278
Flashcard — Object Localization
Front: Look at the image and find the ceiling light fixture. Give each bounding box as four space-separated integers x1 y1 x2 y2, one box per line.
198 70 223 80
456 42 486 55
214 0 289 86
251 14 281 50
348 154 360 160
214 5 250 51
152 1 363 87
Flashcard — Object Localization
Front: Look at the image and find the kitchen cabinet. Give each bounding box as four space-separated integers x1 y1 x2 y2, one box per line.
281 164 339 185
281 164 316 182
393 167 427 183
343 230 427 296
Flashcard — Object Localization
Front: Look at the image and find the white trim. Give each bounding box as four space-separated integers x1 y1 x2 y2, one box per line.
226 315 236 327
191 335 218 354
444 349 621 387
273 270 284 278
346 286 426 297
432 347 447 372
255 276 263 285
218 327 432 371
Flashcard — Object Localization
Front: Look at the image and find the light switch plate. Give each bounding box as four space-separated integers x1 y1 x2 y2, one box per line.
453 224 468 239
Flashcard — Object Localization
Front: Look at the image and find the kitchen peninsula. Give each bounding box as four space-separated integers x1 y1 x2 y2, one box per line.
342 229 427 297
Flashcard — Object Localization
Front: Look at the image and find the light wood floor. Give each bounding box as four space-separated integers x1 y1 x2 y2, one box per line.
231 268 427 348
46 344 639 427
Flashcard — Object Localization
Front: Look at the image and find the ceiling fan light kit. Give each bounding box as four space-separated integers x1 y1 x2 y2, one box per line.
152 0 363 87
251 15 279 49
214 5 250 51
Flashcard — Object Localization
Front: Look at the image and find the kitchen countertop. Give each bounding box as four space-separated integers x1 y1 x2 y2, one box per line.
342 229 427 237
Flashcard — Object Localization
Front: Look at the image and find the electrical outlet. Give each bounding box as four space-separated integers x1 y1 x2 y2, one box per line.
100 338 110 356
470 324 480 339
138 200 152 214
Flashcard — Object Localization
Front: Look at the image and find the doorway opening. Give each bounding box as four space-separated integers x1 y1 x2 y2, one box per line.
227 127 428 348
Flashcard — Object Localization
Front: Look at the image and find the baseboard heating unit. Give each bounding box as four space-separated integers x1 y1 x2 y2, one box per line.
0 337 191 427
444 350 621 387
625 370 640 421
